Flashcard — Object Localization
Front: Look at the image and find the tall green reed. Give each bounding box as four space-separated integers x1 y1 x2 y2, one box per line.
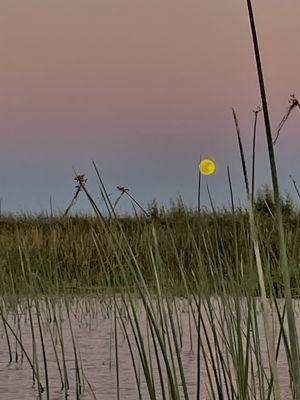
246 1 300 397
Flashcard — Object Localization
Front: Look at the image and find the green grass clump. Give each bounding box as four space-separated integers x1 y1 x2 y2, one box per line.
0 206 300 296
1 203 300 297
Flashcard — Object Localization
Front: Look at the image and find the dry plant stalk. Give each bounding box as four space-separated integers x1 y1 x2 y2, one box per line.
251 106 262 203
115 186 149 216
273 95 300 145
232 108 281 400
64 175 87 216
114 186 129 209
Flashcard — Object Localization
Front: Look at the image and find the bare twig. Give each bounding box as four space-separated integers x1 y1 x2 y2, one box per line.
273 95 300 145
116 186 149 216
251 106 262 203
64 175 87 216
290 175 300 200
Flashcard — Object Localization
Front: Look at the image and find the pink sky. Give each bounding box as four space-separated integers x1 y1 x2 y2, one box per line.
0 1 300 212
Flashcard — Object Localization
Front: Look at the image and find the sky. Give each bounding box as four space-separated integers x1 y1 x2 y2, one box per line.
0 0 300 213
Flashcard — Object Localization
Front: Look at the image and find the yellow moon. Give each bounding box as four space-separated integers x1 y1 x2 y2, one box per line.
199 159 216 175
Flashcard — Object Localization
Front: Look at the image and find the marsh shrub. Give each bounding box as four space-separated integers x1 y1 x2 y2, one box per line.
254 185 294 217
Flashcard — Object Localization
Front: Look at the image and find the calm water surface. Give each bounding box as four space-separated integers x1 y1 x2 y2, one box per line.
0 297 297 399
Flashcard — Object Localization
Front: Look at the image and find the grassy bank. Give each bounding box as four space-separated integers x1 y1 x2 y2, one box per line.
1 206 300 399
0 204 300 297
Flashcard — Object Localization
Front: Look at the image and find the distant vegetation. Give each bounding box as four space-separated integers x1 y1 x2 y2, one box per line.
0 187 299 298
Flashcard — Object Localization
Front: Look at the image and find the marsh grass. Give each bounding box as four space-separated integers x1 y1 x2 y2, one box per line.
246 1 300 396
1 203 300 398
0 208 299 296
1 181 300 399
1 1 300 398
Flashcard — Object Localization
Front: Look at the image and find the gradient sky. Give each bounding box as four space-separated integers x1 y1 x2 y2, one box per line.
1 0 300 213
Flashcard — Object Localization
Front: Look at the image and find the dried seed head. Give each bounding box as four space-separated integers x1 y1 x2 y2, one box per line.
74 174 87 185
117 186 129 193
253 106 262 114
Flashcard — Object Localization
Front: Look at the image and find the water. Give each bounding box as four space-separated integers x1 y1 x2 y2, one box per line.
0 297 297 399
